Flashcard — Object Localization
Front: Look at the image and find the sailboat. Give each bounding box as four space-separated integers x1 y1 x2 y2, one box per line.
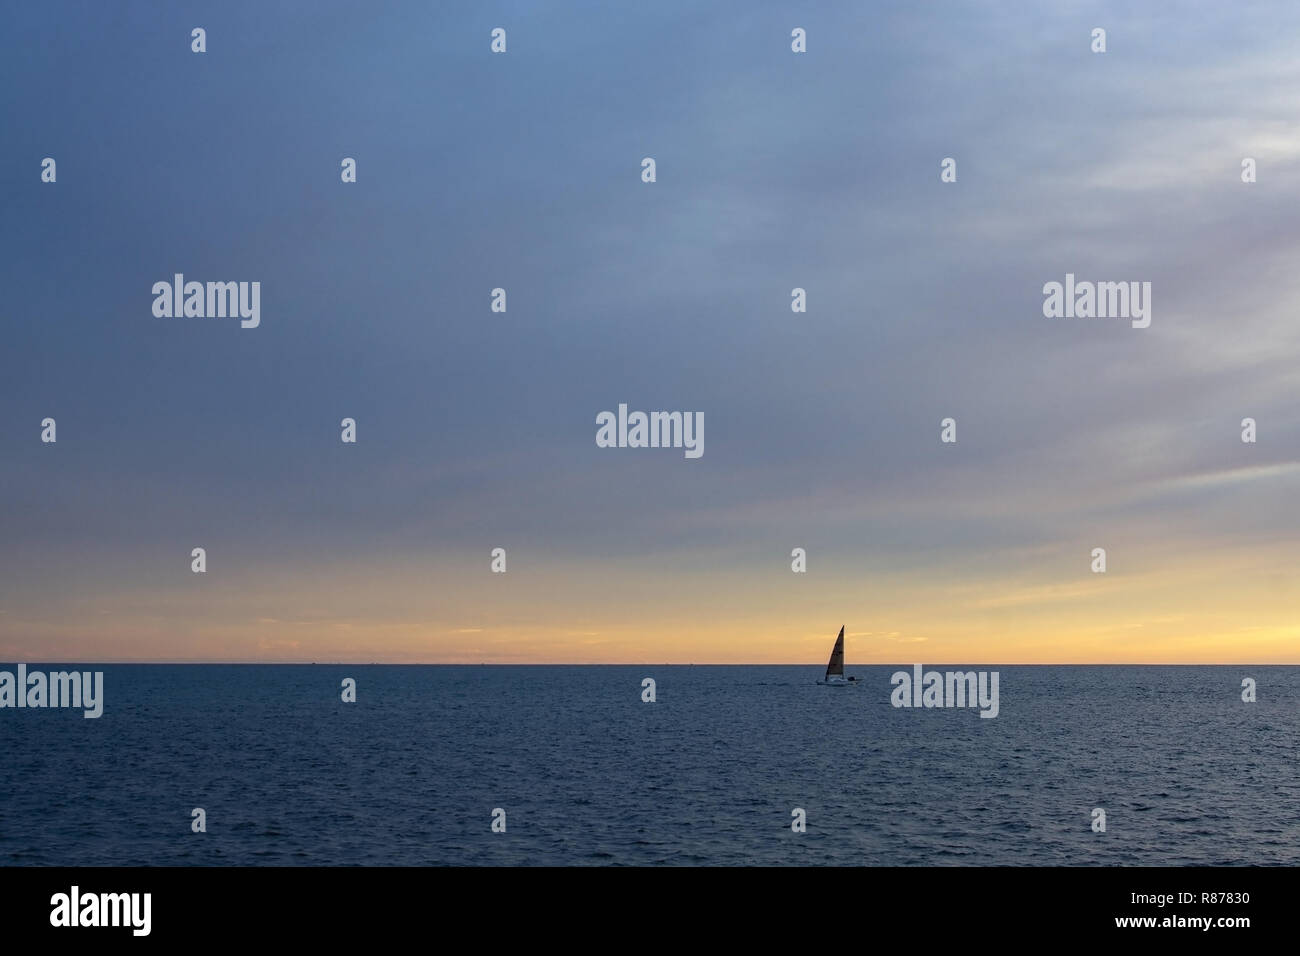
817 625 860 686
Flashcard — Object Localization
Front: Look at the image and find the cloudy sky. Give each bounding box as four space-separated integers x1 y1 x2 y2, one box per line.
3 1 1298 663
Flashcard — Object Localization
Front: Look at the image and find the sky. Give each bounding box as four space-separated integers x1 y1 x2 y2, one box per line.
2 1 1298 663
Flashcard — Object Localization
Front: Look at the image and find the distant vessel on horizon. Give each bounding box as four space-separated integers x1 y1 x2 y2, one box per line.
817 625 860 686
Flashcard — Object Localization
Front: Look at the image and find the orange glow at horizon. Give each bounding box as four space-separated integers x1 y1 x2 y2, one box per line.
2 541 1296 664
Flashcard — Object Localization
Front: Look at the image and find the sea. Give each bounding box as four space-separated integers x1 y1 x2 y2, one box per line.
1 665 1295 866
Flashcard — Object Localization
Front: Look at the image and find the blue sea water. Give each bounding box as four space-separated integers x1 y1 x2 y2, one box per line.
0 665 1295 866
